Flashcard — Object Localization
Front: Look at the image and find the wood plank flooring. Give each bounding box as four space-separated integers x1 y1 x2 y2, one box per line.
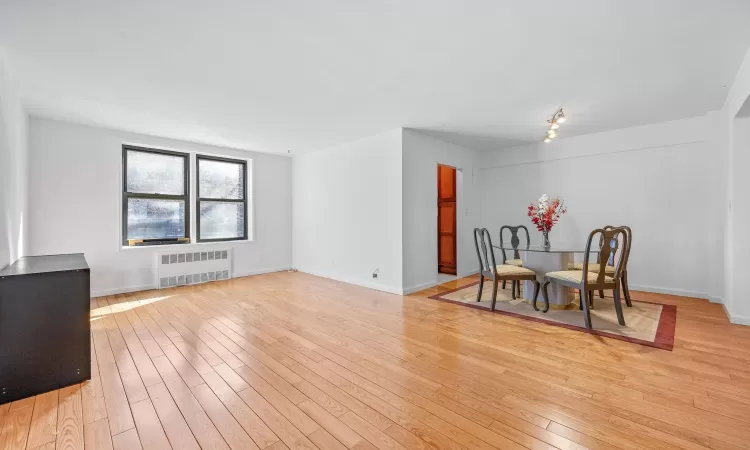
1 271 749 449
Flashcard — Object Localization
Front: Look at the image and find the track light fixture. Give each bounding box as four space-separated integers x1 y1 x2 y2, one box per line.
542 108 566 142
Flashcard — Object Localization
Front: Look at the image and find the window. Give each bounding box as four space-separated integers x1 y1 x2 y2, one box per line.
122 146 190 245
196 155 248 242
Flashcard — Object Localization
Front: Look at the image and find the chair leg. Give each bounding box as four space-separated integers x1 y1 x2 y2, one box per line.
588 290 594 310
502 280 506 290
580 287 593 329
532 281 542 311
511 280 516 300
476 275 484 302
491 278 499 311
578 290 585 311
622 271 632 307
613 285 626 326
540 281 551 313
598 290 605 299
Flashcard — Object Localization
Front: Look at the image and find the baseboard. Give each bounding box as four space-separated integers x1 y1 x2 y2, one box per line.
91 283 157 298
232 266 293 278
296 269 404 295
459 269 480 278
402 269 480 295
722 304 750 326
90 266 293 298
402 281 438 295
629 283 721 303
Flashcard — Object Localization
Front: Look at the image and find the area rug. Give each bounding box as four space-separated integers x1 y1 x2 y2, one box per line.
429 281 676 350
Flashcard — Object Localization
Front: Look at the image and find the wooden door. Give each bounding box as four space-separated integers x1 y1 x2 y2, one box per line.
437 165 457 275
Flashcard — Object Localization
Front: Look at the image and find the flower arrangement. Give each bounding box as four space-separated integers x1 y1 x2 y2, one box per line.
527 194 567 246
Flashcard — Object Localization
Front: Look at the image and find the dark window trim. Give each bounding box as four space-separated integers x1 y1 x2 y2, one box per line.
122 145 191 246
196 154 248 243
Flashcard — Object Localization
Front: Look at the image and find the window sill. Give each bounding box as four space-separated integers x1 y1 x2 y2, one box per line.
119 239 254 252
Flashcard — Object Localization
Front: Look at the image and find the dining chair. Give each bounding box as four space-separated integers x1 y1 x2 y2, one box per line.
474 228 540 311
569 225 632 306
539 227 630 329
499 225 530 298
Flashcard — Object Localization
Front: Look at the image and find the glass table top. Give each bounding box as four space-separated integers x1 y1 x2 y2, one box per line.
492 244 598 254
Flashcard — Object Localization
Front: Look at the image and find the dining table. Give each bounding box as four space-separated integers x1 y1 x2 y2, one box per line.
492 243 598 309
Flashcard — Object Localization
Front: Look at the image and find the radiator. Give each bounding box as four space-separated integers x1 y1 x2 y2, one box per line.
156 249 232 289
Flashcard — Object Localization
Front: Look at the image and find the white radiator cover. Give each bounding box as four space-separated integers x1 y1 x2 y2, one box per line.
156 249 232 289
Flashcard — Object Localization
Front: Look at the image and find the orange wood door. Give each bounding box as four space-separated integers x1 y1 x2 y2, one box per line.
437 165 457 275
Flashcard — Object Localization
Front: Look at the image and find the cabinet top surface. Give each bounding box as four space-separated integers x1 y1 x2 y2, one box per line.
0 254 89 277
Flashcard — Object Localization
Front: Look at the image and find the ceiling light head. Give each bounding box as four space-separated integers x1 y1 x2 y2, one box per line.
544 108 566 142
551 108 567 123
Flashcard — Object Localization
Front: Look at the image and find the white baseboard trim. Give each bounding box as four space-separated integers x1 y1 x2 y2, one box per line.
297 269 404 295
233 266 293 278
90 266 293 298
459 269 480 278
723 304 750 326
91 283 157 298
402 281 438 295
402 269 480 295
628 283 721 303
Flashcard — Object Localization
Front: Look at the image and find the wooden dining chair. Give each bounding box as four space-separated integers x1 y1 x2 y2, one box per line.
539 227 629 329
569 225 632 307
499 225 530 298
474 228 540 311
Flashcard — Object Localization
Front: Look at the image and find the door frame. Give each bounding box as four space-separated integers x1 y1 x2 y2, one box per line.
437 163 458 276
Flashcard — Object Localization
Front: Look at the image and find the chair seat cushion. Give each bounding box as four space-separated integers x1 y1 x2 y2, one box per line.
569 262 615 274
547 270 614 284
504 259 523 267
494 265 535 277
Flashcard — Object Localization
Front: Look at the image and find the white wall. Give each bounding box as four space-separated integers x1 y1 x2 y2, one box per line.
292 129 403 294
721 44 750 325
0 52 28 271
728 116 750 323
479 115 724 302
402 129 482 293
28 117 292 296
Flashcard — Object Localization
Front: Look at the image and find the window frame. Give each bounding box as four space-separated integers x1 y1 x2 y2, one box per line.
195 154 248 243
121 145 191 246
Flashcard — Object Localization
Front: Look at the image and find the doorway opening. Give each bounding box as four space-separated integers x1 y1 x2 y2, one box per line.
437 164 457 276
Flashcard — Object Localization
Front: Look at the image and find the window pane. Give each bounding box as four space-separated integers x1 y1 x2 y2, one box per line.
198 159 244 199
199 201 245 240
127 198 186 240
126 150 185 195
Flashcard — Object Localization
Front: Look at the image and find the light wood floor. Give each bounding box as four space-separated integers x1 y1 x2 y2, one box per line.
1 271 749 450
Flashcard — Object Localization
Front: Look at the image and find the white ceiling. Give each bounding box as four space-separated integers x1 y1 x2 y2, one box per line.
1 0 749 154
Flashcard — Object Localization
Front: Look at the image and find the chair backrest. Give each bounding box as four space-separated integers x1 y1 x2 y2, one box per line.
582 226 629 284
474 228 497 276
600 225 632 271
499 225 530 262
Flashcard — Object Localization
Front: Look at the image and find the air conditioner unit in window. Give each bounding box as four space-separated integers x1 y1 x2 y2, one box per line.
128 237 190 247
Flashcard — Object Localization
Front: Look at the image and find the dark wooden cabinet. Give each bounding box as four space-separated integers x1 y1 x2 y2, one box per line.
0 254 91 405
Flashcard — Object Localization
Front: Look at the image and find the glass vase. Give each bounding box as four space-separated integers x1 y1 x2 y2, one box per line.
542 231 551 248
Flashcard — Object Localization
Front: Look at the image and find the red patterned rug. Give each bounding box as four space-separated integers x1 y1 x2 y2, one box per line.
429 281 676 350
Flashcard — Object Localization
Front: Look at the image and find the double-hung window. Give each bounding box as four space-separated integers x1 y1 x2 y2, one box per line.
122 146 190 246
196 155 248 242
